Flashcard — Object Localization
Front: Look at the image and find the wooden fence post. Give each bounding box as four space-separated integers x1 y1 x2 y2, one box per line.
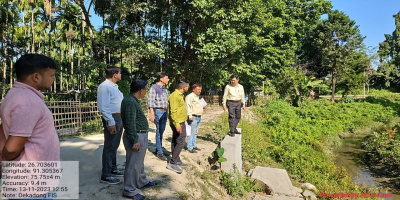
78 100 83 133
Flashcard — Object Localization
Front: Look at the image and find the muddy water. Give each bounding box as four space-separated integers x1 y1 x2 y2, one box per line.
334 135 399 200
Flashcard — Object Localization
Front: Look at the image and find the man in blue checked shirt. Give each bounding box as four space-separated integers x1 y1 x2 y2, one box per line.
148 72 170 161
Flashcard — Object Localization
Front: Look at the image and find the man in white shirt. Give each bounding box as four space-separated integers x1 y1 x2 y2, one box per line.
185 83 205 153
222 75 245 137
97 66 124 184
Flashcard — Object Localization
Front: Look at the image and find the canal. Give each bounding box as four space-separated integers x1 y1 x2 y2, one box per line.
334 133 399 200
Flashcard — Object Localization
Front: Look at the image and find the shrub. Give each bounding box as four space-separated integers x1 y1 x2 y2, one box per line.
220 165 263 196
340 96 354 103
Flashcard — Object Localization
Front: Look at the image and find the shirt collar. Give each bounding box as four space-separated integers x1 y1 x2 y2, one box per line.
155 83 166 89
105 79 118 87
132 95 140 103
175 89 183 95
13 81 45 99
191 92 199 97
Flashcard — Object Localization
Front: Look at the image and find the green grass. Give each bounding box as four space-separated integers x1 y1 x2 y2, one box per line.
174 191 191 200
210 90 400 199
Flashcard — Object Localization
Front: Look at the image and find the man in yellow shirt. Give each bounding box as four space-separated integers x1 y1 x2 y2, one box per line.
222 75 245 137
167 79 190 174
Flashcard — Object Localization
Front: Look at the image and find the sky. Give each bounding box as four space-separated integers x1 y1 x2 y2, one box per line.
330 0 400 50
89 0 400 51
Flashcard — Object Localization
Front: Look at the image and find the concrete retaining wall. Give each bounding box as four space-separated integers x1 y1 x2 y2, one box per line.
220 128 242 174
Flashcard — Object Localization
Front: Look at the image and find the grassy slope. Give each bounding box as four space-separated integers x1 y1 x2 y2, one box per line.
210 90 400 199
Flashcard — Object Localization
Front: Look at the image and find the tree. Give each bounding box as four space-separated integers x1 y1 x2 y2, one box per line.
301 10 366 102
377 11 400 89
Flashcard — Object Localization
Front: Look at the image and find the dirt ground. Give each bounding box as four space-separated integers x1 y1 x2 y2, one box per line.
60 107 232 200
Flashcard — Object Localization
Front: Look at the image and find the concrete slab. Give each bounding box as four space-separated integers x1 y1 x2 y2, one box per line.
292 186 303 195
220 128 242 174
251 166 297 197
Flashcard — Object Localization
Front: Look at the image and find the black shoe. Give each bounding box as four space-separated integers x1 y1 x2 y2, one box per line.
156 153 168 161
140 181 158 189
193 147 201 151
188 149 197 153
235 131 241 134
123 193 146 200
111 169 124 177
228 132 235 137
100 176 121 184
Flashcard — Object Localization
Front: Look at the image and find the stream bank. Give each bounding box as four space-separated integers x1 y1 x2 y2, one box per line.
333 119 400 200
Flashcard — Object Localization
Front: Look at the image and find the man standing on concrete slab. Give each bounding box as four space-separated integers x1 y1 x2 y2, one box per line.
185 83 205 153
148 72 169 161
97 66 124 184
222 75 245 137
167 79 190 174
121 79 158 200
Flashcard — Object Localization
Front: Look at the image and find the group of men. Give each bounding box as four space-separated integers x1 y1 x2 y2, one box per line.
0 53 246 200
98 69 245 200
97 70 207 200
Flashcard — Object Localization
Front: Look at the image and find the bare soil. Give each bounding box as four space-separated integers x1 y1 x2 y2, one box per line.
60 107 234 200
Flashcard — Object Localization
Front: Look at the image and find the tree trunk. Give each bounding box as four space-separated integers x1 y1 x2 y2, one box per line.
83 74 86 93
10 12 14 88
31 8 35 53
10 60 13 87
103 17 106 64
23 12 27 52
73 0 102 78
69 39 74 90
2 0 9 98
120 48 122 68
331 70 336 103
60 50 64 91
77 47 81 90
81 9 86 91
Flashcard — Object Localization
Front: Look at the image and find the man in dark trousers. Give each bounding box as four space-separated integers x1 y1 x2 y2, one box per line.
166 79 190 174
97 66 124 184
222 75 245 137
